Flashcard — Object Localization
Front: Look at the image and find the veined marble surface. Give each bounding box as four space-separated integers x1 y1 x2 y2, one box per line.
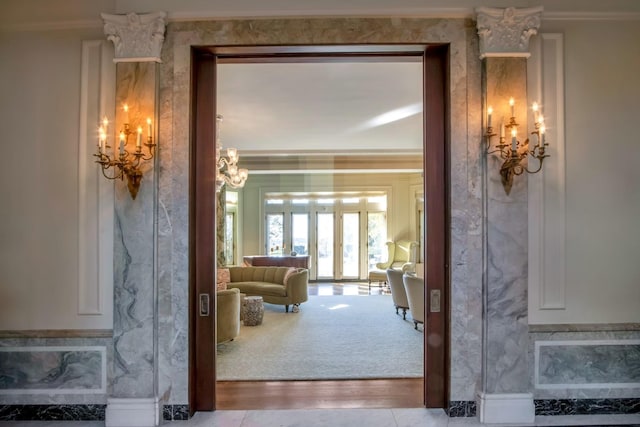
0 337 112 405
112 62 158 398
483 57 530 394
157 17 484 405
530 330 640 399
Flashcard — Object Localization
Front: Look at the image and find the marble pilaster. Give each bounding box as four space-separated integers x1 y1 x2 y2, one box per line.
102 13 166 426
111 61 158 398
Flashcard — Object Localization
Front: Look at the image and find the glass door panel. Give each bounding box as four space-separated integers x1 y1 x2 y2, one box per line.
342 212 359 278
367 212 387 271
291 213 309 255
316 213 334 278
224 212 235 265
266 213 284 255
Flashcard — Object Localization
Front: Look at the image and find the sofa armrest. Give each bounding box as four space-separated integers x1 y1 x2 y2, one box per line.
284 269 309 303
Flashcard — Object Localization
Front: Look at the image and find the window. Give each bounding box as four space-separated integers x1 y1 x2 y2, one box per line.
264 192 388 280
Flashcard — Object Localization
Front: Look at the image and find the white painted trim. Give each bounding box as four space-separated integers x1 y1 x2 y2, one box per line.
77 40 115 317
477 392 535 424
105 397 161 427
78 40 103 316
534 339 640 390
528 33 567 317
0 346 107 394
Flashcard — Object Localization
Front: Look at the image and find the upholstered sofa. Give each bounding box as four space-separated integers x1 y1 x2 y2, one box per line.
226 266 309 312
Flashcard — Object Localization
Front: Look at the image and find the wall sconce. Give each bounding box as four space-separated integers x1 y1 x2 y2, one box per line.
94 104 156 199
485 98 549 194
216 114 248 193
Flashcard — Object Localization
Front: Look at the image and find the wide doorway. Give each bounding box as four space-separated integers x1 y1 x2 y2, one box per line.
190 45 449 411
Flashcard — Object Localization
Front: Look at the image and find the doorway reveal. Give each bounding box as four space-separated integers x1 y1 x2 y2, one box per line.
189 44 449 412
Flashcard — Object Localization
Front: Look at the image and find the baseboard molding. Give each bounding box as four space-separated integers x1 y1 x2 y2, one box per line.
477 392 535 424
105 398 160 427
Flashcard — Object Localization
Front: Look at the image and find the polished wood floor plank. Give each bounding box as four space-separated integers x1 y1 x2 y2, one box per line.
216 378 423 410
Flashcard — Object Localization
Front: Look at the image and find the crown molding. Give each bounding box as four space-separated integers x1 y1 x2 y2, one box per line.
0 19 102 32
1 9 638 33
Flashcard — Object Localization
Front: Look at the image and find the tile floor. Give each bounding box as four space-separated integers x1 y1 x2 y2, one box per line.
0 409 639 427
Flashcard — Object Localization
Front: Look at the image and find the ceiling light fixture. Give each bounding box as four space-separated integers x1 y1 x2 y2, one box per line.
216 114 248 192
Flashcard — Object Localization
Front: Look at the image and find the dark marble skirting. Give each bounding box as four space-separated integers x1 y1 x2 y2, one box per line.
163 404 190 421
535 398 640 416
448 400 476 417
0 404 105 421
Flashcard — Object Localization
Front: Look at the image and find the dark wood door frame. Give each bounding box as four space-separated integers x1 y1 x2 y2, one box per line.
189 44 449 414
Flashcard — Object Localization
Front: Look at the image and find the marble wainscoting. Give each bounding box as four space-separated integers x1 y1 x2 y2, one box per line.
530 327 640 416
0 334 112 421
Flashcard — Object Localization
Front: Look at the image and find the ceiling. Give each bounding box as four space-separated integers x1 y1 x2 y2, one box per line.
216 58 424 173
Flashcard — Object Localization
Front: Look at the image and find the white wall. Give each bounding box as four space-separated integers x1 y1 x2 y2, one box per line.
0 27 114 330
528 20 640 324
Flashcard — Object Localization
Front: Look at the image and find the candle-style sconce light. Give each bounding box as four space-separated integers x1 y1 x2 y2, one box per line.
94 104 156 199
485 98 549 194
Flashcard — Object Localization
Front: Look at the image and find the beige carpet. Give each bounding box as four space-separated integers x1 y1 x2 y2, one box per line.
216 294 424 380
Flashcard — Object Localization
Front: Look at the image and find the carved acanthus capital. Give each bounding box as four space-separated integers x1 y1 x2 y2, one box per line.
101 12 167 63
475 6 543 59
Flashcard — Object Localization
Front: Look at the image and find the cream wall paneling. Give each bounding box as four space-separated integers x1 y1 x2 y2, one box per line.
527 33 567 321
78 40 115 316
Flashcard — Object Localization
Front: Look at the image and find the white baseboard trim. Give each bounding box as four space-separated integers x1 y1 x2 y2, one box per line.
105 397 161 427
477 392 535 424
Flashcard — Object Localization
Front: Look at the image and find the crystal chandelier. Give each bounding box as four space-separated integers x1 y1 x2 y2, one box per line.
216 114 248 192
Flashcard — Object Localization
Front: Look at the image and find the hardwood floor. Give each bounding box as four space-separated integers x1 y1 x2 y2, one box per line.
216 378 424 410
215 283 422 410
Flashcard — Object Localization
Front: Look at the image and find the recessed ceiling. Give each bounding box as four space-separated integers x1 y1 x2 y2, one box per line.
216 60 424 156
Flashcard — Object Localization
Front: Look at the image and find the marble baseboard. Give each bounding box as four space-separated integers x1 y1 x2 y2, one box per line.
535 398 640 415
162 404 189 420
447 400 476 417
0 404 105 421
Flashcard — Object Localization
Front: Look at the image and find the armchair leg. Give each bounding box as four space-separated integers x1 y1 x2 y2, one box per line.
402 308 407 320
414 321 418 330
285 305 289 313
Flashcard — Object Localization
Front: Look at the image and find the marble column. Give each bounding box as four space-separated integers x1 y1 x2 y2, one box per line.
476 6 542 424
102 11 167 427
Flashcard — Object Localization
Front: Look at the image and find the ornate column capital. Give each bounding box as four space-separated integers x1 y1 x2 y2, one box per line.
101 11 167 63
475 6 543 59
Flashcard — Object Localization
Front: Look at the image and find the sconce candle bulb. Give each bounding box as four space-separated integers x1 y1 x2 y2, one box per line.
484 99 550 194
94 103 157 199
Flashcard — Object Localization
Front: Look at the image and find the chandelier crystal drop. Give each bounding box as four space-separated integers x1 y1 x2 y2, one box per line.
216 114 248 192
